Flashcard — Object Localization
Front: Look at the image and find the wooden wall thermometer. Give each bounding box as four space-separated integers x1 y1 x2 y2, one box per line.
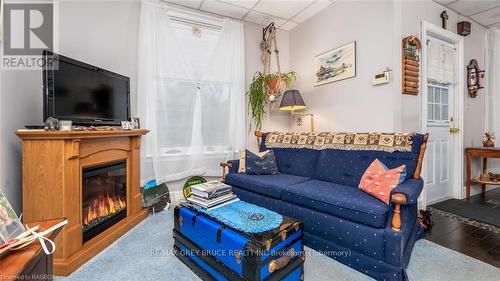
402 36 422 95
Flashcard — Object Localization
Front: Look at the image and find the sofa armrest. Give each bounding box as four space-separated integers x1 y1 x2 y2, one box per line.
390 178 423 232
391 178 424 205
220 160 239 180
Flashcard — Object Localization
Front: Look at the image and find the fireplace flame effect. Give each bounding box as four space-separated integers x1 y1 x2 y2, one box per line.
83 193 126 226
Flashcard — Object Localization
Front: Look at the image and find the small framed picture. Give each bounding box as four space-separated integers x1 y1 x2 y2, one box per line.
0 194 25 243
59 120 72 131
121 121 132 130
130 117 140 129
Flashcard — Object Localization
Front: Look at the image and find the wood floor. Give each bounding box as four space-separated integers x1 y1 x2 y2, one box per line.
425 189 500 268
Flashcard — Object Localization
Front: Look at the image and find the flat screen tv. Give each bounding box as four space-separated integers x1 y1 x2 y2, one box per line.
43 50 130 126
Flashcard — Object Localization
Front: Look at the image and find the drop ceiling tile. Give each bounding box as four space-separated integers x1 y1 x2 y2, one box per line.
253 0 315 19
201 0 249 19
280 21 298 31
165 0 203 9
448 0 500 16
292 0 332 23
433 0 457 5
220 0 259 9
244 10 286 26
471 6 500 25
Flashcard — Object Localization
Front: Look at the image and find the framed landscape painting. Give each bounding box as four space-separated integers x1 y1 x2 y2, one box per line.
314 41 356 86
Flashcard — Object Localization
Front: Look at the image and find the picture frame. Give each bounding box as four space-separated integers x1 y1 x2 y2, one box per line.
130 117 140 129
0 193 25 243
314 41 356 86
121 121 132 130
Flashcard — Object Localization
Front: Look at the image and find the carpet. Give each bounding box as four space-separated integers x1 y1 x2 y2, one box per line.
55 208 500 281
431 198 500 228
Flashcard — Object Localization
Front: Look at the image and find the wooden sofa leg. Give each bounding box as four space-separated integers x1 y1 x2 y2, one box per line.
220 162 232 180
392 204 401 232
391 193 407 232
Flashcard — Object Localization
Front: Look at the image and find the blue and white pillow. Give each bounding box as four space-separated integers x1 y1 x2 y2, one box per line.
239 150 278 175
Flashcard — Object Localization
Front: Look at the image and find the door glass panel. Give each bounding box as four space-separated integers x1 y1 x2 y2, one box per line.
435 89 441 105
442 105 449 120
442 89 449 104
427 82 452 123
434 104 441 121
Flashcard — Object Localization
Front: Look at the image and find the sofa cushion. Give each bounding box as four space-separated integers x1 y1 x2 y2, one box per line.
224 173 310 199
242 150 278 175
313 134 423 187
281 180 389 228
359 159 406 204
269 148 320 177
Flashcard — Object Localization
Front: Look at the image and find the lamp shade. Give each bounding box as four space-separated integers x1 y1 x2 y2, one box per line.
279 90 306 111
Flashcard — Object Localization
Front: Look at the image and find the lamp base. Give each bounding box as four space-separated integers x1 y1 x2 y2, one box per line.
292 112 314 132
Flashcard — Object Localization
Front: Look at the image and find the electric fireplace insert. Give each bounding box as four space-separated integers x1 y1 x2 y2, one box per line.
82 161 127 243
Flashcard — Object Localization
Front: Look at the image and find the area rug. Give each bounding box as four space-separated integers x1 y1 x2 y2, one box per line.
55 208 500 281
431 198 500 229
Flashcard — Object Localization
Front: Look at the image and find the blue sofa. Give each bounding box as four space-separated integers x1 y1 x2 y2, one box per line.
221 132 429 281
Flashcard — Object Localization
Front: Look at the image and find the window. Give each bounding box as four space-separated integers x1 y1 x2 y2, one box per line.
427 82 451 123
138 2 245 182
156 22 233 156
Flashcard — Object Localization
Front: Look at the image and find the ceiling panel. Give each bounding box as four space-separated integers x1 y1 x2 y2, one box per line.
244 10 286 27
435 0 500 27
200 0 249 19
165 0 203 9
447 0 500 16
219 0 259 9
434 0 457 5
471 5 500 26
165 0 335 31
292 0 332 23
280 21 298 31
253 0 315 19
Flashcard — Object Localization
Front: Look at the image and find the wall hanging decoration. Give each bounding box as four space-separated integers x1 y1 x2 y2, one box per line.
467 59 485 98
440 11 449 29
314 41 356 86
457 21 471 36
248 22 296 130
402 36 421 95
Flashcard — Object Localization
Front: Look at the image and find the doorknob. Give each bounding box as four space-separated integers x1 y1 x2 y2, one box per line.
449 117 459 134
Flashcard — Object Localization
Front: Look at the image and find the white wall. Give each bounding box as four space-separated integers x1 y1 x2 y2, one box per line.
0 1 291 211
290 1 397 132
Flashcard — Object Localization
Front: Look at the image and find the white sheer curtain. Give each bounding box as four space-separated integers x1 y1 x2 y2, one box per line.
137 0 245 185
485 28 500 135
427 40 456 84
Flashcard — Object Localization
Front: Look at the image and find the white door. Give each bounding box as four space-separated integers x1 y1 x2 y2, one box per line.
425 81 456 204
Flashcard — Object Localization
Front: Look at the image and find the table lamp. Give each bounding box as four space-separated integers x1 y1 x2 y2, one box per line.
279 90 314 132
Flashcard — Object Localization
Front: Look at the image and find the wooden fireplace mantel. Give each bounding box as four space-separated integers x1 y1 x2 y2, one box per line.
16 129 149 276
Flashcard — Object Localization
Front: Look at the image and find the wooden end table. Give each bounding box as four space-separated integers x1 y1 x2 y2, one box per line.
465 147 500 198
0 218 65 280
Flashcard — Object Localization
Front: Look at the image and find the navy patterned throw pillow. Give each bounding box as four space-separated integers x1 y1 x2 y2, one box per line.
241 150 278 175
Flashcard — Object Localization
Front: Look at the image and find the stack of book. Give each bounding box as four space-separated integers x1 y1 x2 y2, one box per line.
187 181 239 210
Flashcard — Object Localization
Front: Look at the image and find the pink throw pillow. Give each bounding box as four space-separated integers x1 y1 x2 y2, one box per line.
358 159 406 204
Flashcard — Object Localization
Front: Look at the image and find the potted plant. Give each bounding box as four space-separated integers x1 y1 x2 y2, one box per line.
248 71 296 130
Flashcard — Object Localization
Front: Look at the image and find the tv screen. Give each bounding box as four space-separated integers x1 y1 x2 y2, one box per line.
43 51 130 126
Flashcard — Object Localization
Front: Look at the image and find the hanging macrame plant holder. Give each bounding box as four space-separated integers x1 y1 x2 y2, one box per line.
260 23 283 110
